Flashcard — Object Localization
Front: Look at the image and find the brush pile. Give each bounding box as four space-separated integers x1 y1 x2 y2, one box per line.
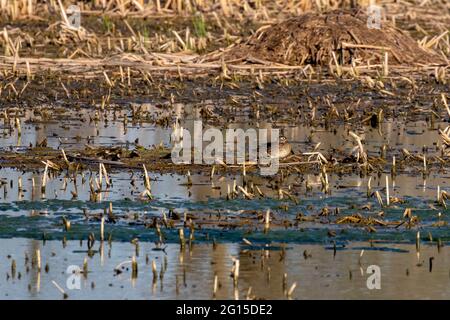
222 9 446 66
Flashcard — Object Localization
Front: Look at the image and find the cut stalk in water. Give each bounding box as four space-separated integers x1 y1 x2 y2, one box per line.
143 164 151 192
179 228 185 249
131 256 138 278
100 216 105 241
416 231 420 252
232 259 239 286
375 191 384 207
152 260 158 281
83 257 88 277
287 282 297 298
391 156 396 176
187 170 192 186
385 176 390 206
101 163 111 188
423 154 427 173
213 274 218 297
36 249 41 272
367 176 372 198
264 209 270 231
41 162 48 195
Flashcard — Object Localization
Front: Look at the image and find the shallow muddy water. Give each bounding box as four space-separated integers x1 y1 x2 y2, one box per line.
1 102 450 299
0 165 449 244
1 104 447 157
0 239 448 300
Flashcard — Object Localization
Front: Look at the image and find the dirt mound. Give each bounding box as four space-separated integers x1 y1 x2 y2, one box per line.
223 9 444 66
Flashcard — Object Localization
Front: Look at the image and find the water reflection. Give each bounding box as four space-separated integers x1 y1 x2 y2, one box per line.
1 105 445 158
1 239 449 299
1 167 450 206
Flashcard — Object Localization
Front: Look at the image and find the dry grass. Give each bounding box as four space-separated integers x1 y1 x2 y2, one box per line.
0 0 448 80
0 0 372 19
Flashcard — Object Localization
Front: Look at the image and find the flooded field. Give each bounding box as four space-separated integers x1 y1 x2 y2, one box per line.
0 0 449 301
1 239 450 300
1 110 450 299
